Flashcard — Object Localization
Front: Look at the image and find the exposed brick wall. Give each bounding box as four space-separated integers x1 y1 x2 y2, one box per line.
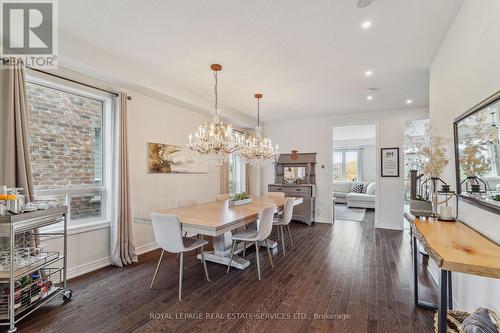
26 82 103 219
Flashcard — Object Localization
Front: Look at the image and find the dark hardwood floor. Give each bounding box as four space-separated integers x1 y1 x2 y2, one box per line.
16 210 437 333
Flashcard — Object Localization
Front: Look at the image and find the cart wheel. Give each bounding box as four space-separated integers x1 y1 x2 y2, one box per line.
63 289 73 301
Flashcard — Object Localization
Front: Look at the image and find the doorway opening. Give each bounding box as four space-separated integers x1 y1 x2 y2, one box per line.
332 124 377 223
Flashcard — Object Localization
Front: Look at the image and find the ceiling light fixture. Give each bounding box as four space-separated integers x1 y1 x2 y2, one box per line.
488 111 499 145
366 88 376 101
187 64 244 165
239 94 280 166
361 20 372 30
406 99 413 104
356 0 374 8
365 70 373 77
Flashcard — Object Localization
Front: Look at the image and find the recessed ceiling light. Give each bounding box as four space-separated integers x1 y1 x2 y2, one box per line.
406 99 413 104
365 70 373 77
367 95 373 101
361 21 372 30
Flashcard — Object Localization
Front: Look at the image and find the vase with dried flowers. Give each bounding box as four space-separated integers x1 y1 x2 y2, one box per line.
405 123 450 217
458 112 492 193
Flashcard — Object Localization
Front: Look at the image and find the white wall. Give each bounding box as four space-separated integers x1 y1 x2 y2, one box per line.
127 91 220 251
40 87 222 278
430 0 500 313
263 107 429 229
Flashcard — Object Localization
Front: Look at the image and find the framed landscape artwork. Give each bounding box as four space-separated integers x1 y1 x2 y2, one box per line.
147 142 207 174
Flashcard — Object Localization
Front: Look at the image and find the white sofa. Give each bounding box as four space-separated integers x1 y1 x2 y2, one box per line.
332 181 376 209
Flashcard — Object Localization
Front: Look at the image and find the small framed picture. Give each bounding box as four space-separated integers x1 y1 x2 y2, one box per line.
381 147 400 177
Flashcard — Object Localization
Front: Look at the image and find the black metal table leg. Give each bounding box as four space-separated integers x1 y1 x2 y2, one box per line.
413 235 438 310
438 269 448 333
447 270 453 310
413 235 418 305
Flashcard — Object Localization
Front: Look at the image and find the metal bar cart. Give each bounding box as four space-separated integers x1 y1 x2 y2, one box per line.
0 207 72 333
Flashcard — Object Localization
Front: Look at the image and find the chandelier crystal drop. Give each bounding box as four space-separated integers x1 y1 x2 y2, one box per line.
240 93 280 166
187 64 244 165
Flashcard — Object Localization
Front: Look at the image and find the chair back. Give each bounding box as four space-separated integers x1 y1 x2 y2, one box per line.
151 213 185 253
266 192 285 197
257 205 276 241
282 197 295 225
177 199 197 208
216 194 231 201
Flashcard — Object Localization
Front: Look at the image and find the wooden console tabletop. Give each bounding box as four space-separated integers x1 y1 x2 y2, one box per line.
404 212 500 279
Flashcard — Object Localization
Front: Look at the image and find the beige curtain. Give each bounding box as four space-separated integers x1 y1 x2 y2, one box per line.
110 93 137 267
3 61 34 201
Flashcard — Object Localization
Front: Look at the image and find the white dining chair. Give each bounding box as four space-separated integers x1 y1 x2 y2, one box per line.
226 205 275 280
216 194 231 201
273 197 295 256
177 200 197 237
266 191 285 216
149 213 210 301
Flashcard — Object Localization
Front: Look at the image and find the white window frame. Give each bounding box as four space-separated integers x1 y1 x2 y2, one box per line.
26 72 115 232
333 150 361 181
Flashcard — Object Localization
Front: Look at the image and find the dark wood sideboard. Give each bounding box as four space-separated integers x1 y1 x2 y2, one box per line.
268 152 316 225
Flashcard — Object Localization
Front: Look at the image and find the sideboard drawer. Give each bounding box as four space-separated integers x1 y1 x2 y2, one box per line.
269 185 285 192
285 186 312 196
268 185 312 196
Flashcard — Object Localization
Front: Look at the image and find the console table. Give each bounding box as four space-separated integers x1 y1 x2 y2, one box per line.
403 213 500 333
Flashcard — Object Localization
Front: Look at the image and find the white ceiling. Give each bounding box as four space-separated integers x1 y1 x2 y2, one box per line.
58 0 463 123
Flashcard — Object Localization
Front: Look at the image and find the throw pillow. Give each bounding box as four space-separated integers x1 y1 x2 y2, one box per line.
461 308 500 333
366 182 376 195
352 183 364 193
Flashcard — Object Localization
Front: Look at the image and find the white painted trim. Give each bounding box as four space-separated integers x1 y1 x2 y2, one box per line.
314 216 332 224
67 256 112 279
66 241 158 280
375 222 403 231
43 220 110 236
136 241 159 255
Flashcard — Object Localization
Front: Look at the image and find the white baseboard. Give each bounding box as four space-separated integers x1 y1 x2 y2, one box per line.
67 257 112 279
314 216 332 224
66 242 159 280
375 222 403 231
135 241 159 255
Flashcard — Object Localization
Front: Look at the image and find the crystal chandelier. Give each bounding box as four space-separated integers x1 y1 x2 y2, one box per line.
240 93 280 166
488 111 499 145
187 64 244 165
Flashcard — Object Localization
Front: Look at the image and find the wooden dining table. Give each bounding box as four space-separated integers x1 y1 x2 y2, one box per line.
135 196 303 269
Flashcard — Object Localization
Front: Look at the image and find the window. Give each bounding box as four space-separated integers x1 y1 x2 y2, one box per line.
333 150 360 181
26 75 114 226
228 154 246 194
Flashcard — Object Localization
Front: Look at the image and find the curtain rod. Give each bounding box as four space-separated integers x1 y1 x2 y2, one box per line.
27 67 132 100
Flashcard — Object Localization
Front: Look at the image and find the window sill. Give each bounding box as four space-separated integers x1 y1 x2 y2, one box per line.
42 220 111 236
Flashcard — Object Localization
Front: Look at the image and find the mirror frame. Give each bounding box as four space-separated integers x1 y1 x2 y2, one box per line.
453 90 500 215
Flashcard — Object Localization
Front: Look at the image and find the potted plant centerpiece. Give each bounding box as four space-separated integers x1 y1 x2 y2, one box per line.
228 192 252 206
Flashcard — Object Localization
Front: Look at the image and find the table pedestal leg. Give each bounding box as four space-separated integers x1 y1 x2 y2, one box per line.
197 231 250 269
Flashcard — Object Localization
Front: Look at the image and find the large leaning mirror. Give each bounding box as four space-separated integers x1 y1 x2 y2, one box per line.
454 90 500 214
